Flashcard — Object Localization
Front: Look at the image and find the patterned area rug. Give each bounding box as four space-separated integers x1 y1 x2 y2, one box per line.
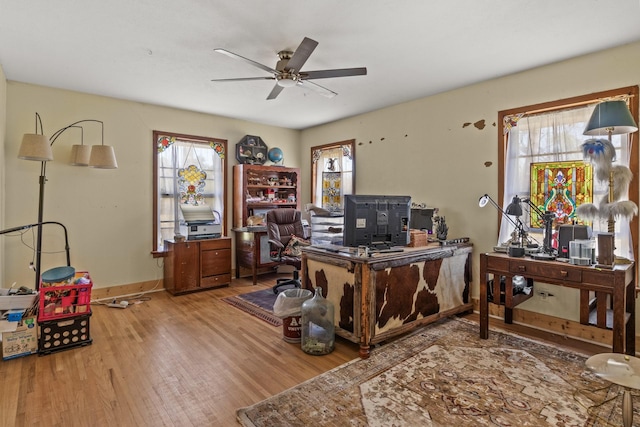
237 317 636 426
222 288 282 326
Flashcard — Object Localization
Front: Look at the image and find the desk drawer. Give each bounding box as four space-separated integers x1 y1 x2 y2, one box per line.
509 260 582 282
486 256 510 273
200 238 230 250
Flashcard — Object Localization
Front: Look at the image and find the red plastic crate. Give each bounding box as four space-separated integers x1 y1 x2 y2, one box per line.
38 271 92 321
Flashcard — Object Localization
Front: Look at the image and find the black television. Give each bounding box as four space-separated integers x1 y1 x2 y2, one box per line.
343 195 411 249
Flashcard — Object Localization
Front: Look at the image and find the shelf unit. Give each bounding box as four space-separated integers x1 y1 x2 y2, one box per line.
233 164 300 228
310 214 344 245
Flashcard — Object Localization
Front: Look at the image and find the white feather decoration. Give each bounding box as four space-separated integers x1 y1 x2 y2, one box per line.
576 203 600 221
582 138 615 180
606 201 639 220
611 165 633 200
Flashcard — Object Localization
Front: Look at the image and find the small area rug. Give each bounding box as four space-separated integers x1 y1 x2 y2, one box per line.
237 317 635 426
222 288 281 326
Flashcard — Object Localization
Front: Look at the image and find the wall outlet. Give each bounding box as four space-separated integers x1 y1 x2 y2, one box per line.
537 290 554 300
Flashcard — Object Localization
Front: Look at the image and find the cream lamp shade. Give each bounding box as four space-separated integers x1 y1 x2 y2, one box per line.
70 144 91 166
18 133 53 161
89 144 118 169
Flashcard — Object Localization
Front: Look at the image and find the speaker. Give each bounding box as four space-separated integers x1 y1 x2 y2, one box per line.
558 225 589 258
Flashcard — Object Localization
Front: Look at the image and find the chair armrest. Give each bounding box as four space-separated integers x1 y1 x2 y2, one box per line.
269 238 285 249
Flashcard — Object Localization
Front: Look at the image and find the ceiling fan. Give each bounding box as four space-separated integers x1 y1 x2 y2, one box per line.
212 37 367 100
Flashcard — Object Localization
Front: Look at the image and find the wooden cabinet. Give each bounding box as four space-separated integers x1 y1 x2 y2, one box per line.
164 237 231 295
233 164 300 228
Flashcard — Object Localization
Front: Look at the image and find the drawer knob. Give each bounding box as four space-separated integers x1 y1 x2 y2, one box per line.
560 270 568 277
518 265 526 272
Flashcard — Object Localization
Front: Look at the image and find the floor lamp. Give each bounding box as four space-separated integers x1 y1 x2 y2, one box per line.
582 100 638 232
580 100 638 267
17 113 118 290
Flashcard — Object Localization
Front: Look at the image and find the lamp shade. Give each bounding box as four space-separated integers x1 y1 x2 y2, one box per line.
70 144 91 166
89 145 118 168
505 196 523 216
583 100 639 136
18 133 53 161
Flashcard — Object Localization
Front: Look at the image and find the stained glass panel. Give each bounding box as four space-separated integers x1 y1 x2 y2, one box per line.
529 161 593 228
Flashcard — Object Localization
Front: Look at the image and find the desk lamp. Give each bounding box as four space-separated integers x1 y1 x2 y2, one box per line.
506 196 559 259
17 113 117 289
479 194 526 256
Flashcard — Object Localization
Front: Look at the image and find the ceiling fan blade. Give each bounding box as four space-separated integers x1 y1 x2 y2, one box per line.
266 84 285 100
211 77 275 82
298 80 337 98
284 37 318 72
302 67 367 80
214 48 279 75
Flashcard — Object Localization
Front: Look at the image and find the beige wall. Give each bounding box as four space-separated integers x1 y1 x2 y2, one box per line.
4 82 300 288
0 65 6 279
3 41 640 326
301 41 640 321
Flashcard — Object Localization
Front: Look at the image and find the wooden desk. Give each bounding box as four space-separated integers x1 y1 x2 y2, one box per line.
302 244 473 358
479 252 636 355
232 227 278 285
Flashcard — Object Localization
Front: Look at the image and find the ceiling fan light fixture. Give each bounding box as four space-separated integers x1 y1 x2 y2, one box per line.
276 74 298 88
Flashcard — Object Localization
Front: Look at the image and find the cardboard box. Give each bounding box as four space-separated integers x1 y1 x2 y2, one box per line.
408 229 428 247
2 316 38 360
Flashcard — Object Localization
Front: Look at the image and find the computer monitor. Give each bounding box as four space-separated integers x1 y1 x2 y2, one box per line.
343 195 411 249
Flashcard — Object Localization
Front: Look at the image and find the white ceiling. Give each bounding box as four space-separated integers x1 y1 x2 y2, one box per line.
1 0 640 130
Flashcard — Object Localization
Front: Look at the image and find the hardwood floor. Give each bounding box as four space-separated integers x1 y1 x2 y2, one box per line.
0 272 607 427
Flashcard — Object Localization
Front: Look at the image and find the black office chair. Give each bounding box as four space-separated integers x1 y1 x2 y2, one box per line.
266 209 306 294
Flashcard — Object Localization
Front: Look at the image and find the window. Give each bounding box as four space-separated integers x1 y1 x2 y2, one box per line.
152 131 227 254
498 86 639 260
310 140 356 213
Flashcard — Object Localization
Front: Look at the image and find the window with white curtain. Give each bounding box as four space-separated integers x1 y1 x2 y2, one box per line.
311 140 355 213
498 87 638 261
152 131 227 254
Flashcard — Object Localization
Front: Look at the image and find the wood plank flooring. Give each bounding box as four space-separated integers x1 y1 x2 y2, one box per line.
0 272 605 427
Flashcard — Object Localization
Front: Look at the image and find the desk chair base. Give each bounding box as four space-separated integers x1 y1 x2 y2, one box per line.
273 270 301 294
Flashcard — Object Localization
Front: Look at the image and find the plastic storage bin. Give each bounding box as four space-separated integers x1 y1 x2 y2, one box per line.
38 271 92 321
39 312 92 355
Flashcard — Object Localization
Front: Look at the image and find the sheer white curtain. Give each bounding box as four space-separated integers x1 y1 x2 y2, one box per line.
313 146 350 211
501 103 634 259
157 139 225 250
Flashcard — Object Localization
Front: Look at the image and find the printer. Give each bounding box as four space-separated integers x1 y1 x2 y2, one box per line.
180 204 222 240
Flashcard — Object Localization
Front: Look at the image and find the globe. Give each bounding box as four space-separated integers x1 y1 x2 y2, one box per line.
268 147 284 164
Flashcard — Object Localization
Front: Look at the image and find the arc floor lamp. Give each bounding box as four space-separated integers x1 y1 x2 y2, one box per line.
16 112 118 289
